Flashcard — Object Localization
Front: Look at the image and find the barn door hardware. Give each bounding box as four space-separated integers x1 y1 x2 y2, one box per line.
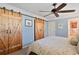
11 9 13 15
3 7 6 13
6 30 11 34
18 12 21 16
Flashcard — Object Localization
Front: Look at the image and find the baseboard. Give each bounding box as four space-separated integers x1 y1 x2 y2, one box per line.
23 41 34 48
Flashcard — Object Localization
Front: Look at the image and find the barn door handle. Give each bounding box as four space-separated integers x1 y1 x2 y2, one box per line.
6 30 11 34
40 29 42 31
9 30 11 34
6 30 8 33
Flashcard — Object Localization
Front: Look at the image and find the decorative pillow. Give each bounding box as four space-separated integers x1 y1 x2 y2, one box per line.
69 37 78 46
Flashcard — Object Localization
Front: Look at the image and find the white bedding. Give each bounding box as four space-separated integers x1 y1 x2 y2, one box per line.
29 36 78 55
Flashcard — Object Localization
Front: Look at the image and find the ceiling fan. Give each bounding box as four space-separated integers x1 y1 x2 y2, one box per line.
39 3 75 17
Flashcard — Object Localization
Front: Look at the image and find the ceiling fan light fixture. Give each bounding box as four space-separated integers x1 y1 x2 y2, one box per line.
39 3 75 17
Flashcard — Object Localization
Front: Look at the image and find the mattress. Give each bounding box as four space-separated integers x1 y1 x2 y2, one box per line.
28 36 78 55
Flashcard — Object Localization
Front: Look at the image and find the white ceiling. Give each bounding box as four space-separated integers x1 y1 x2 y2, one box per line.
9 3 79 20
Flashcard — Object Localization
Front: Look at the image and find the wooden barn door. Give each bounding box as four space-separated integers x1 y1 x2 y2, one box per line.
0 8 9 54
8 11 22 53
34 18 45 41
0 8 22 54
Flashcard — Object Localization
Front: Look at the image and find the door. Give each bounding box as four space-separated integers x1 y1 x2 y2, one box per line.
34 18 45 40
0 8 9 54
8 12 22 53
0 8 22 54
48 22 56 36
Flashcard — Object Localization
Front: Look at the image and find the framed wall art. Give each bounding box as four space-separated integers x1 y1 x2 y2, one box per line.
58 23 63 29
25 19 32 27
70 21 77 28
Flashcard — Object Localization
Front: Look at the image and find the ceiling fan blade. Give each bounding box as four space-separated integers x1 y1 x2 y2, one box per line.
44 13 52 17
54 12 59 17
58 10 75 13
56 3 67 11
39 11 50 12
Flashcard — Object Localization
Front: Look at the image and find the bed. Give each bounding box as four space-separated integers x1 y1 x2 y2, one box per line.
28 36 78 55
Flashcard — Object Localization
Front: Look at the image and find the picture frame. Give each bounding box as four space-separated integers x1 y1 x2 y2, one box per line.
70 21 77 28
25 19 32 27
58 23 63 29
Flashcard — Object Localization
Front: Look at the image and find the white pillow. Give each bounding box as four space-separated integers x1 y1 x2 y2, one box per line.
69 37 78 46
